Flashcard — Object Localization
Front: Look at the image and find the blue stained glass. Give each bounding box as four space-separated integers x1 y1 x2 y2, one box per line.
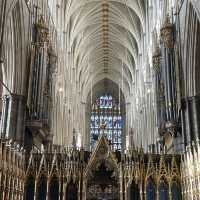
105 95 109 108
108 116 112 128
95 116 99 128
91 116 95 128
159 180 169 200
171 182 182 200
146 178 156 200
100 115 104 125
90 94 122 151
104 115 108 126
100 96 105 108
108 95 112 108
118 116 122 128
108 130 112 140
113 116 117 129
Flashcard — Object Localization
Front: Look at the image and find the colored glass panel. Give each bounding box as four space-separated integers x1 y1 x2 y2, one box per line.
90 94 122 151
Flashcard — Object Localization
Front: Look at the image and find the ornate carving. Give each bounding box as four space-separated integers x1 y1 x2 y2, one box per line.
160 15 174 48
0 139 25 200
0 136 185 200
152 46 161 72
35 15 49 45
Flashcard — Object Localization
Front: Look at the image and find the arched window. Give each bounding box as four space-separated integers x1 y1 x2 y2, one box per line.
90 94 122 151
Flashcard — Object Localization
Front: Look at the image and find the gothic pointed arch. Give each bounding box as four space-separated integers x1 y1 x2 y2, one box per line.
36 175 47 200
171 180 182 200
127 178 140 200
146 177 156 200
86 78 126 151
24 176 35 200
65 179 78 200
158 178 169 200
84 134 120 199
49 176 59 200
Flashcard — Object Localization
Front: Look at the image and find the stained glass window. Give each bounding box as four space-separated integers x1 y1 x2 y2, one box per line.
90 95 122 151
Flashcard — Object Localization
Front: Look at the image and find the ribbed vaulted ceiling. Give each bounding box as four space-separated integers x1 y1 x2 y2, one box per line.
60 0 145 100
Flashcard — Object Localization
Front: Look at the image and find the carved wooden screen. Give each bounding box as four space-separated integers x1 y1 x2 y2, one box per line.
146 178 156 200
158 179 169 200
65 181 78 200
49 176 59 200
128 180 140 200
37 175 47 200
25 176 35 200
171 181 182 200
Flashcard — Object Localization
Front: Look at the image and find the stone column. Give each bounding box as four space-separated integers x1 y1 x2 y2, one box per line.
6 175 10 200
119 163 124 200
169 182 172 200
124 179 127 200
140 182 144 200
6 94 26 143
0 173 4 200
10 179 14 200
0 95 9 138
0 0 7 60
144 189 146 200
82 180 87 200
2 173 7 200
181 99 188 146
18 180 21 200
156 188 159 200
34 179 38 200
46 177 49 200
58 176 62 200
182 96 200 145
185 99 193 144
84 108 90 151
78 178 82 200
188 96 200 142
62 178 67 200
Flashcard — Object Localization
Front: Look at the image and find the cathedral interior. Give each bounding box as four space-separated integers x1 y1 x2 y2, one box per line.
0 0 200 199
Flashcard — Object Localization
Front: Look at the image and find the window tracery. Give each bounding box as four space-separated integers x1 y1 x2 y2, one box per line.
90 94 122 151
